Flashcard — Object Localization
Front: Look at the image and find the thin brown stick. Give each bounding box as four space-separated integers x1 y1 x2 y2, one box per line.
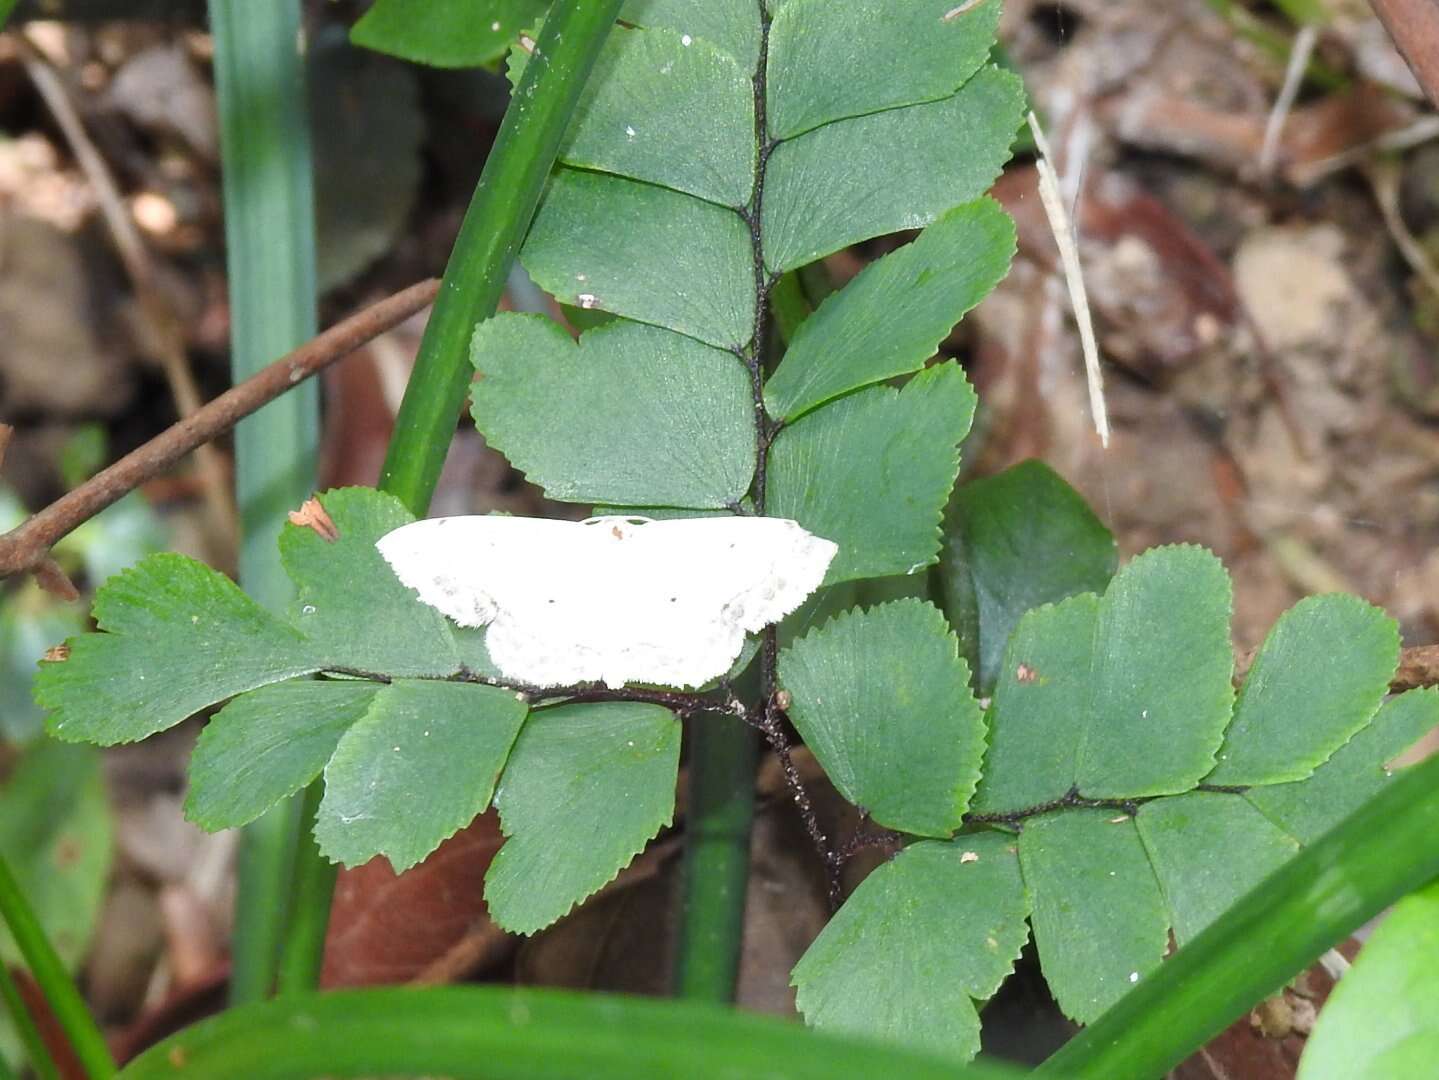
1371 0 1439 110
17 34 236 543
0 278 440 585
1235 643 1439 693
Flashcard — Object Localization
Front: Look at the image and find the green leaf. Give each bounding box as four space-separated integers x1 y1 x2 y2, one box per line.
768 363 978 585
0 740 112 970
551 26 754 206
1036 749 1439 1080
351 0 547 67
185 680 381 831
766 0 1001 140
520 168 755 349
1134 792 1300 945
965 547 1232 812
1245 689 1439 845
940 459 1116 695
314 680 529 872
0 591 85 744
792 832 1028 1063
762 66 1025 273
619 0 761 69
971 593 1100 814
1020 810 1170 1025
779 599 984 837
1299 879 1439 1080
1080 545 1234 797
1206 594 1399 786
35 554 319 745
763 199 1015 422
471 314 754 507
119 986 1034 1080
282 488 460 677
485 702 679 934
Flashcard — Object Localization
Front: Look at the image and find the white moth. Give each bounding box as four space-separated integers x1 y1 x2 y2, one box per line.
376 515 838 690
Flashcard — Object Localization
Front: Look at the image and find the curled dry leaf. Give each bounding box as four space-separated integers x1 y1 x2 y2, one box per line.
287 497 340 542
321 813 509 988
43 643 71 663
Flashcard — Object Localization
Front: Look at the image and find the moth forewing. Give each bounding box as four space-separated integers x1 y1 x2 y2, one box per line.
376 514 837 688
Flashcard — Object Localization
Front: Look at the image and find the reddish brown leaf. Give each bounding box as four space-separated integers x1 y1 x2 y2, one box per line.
320 813 510 988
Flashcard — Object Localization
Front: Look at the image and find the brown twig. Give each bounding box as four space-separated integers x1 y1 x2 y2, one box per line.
0 278 440 586
16 34 237 544
1371 0 1439 110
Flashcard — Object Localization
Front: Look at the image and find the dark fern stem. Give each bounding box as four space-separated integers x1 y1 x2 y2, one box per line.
965 786 1150 828
737 1 841 908
321 666 722 717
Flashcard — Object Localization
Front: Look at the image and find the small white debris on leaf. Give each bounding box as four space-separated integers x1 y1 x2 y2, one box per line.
943 0 985 21
959 850 980 863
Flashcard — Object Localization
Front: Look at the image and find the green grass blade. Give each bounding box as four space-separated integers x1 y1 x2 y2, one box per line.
0 854 114 1079
117 986 1029 1080
377 0 626 515
208 0 320 1004
209 0 318 601
1037 751 1439 1079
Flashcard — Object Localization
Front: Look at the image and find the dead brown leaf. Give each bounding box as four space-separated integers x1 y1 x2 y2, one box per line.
321 813 508 988
286 497 339 542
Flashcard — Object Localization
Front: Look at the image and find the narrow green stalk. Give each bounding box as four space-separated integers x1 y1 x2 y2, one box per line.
228 798 302 1003
0 854 114 1079
118 986 1026 1080
674 717 759 1000
0 959 58 1080
208 0 320 1003
274 781 337 995
1038 752 1439 1079
377 0 625 514
0 1 18 29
